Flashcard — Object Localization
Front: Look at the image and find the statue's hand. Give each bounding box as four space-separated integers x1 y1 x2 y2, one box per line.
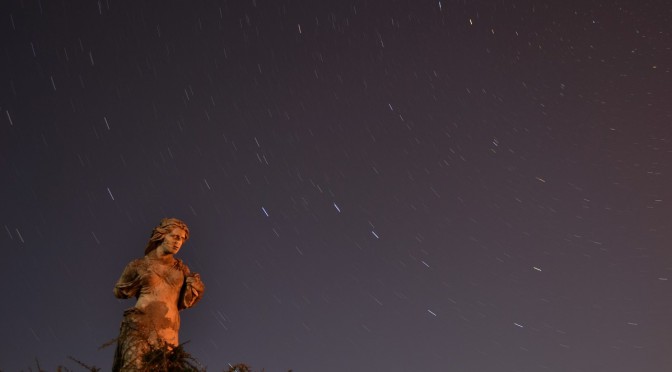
179 272 205 309
186 273 205 292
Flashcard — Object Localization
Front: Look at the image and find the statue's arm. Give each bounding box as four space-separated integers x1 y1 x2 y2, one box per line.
113 260 141 299
179 267 205 310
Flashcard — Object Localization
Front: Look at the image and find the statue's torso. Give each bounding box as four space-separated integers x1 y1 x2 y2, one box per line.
132 257 185 345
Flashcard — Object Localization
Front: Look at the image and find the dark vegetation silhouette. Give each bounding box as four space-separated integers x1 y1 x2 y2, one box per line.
25 342 292 372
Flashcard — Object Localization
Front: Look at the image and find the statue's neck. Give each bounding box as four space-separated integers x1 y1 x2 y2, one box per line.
146 250 175 264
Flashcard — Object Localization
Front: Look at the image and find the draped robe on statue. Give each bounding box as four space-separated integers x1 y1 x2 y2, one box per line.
112 256 204 371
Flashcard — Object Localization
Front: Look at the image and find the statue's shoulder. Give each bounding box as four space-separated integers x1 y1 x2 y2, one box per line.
173 258 190 274
126 257 147 270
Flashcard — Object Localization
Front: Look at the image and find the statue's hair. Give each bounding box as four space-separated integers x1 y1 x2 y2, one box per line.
144 218 190 255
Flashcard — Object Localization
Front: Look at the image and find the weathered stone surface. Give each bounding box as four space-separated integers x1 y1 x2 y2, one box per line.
112 218 204 371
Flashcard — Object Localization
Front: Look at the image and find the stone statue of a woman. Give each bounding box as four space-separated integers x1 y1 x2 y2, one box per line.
112 218 205 371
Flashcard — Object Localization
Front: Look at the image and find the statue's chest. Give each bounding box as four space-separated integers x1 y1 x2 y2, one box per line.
141 263 184 289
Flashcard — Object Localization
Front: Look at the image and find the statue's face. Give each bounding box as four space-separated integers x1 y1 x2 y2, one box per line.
158 227 187 256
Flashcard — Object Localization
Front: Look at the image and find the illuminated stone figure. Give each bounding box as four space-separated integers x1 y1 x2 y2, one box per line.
112 218 205 371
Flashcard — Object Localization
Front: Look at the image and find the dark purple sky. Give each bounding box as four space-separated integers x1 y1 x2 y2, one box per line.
2 0 671 371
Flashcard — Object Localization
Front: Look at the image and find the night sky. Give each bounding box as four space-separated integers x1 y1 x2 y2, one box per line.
2 0 671 371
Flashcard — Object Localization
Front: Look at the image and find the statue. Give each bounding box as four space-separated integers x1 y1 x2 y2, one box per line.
112 218 205 371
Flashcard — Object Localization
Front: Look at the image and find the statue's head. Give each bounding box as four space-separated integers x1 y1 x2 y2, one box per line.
144 218 190 255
